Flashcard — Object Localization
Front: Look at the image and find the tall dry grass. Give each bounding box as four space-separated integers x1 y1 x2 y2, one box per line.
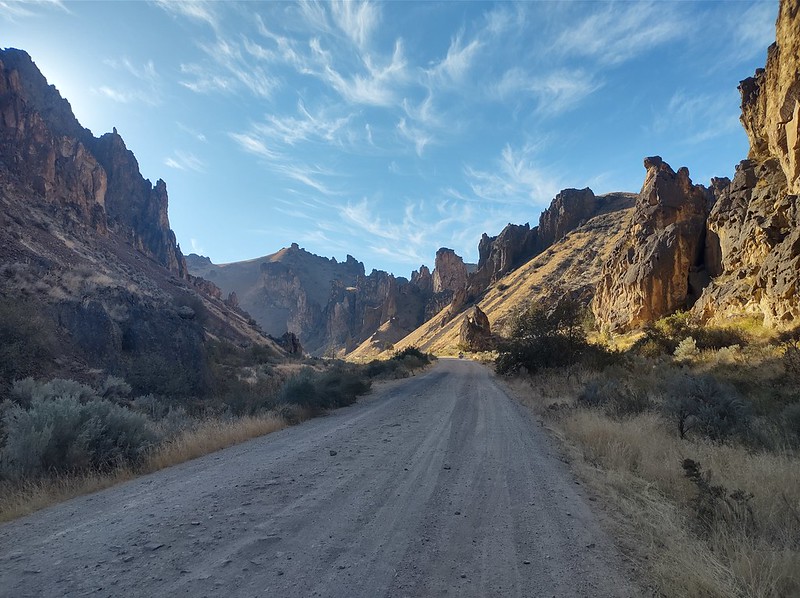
508 364 800 598
0 411 293 523
146 412 288 471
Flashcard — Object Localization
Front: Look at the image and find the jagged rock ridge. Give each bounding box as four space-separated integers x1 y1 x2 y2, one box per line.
0 48 275 394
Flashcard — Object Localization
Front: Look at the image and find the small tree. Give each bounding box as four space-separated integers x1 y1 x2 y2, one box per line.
495 299 595 375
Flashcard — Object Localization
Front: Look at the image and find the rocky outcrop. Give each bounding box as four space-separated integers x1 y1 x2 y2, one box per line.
739 0 800 194
189 246 435 355
537 188 598 250
470 224 538 293
458 306 492 351
277 332 303 356
432 248 468 294
690 0 800 328
0 48 187 279
91 132 187 277
0 49 279 394
593 157 710 331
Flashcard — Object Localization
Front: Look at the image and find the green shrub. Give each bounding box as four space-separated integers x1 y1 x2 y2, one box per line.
664 374 752 441
392 346 428 362
781 403 800 444
279 368 371 410
673 337 698 363
578 378 651 417
0 396 158 479
682 459 755 537
496 299 611 375
11 378 96 407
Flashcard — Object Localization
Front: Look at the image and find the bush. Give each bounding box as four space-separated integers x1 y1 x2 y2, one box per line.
0 396 158 479
673 337 698 363
496 299 611 375
392 346 428 361
682 459 755 537
663 374 752 441
578 378 651 417
11 378 96 407
279 367 371 411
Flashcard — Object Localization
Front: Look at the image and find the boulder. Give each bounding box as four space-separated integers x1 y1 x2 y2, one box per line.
459 306 493 351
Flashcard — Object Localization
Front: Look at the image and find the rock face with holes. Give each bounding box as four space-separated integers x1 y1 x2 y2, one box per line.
593 157 711 331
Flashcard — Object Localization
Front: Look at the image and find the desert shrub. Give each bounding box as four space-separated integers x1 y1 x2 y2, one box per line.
781 403 800 444
279 369 320 409
11 378 96 407
578 378 651 417
682 459 755 537
673 336 698 362
279 368 371 410
634 313 747 358
99 376 132 401
496 299 612 375
393 346 428 361
315 368 371 408
663 374 752 441
365 359 406 379
0 396 158 479
0 298 53 392
780 328 800 384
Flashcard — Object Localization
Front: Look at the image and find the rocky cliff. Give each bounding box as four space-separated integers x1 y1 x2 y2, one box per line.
692 0 800 327
593 158 711 331
0 49 188 278
594 0 800 331
0 48 275 395
188 245 437 355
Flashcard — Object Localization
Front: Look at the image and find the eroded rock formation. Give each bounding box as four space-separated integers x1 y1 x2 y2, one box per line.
458 306 492 351
593 157 710 331
692 0 800 327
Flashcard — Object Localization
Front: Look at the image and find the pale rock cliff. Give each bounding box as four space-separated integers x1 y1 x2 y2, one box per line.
593 157 710 331
692 0 800 327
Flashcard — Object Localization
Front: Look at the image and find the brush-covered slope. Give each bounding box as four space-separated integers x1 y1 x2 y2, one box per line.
351 192 635 358
0 48 280 396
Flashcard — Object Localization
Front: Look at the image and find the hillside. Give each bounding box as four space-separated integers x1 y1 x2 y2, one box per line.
351 192 635 358
0 48 282 396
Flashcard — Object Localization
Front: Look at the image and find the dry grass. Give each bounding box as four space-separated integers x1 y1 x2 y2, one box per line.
0 411 294 523
145 412 289 471
0 468 135 523
506 365 800 598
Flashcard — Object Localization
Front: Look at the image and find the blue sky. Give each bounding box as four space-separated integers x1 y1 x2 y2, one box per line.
3 0 778 276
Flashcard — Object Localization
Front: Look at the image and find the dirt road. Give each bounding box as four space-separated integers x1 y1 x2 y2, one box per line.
0 359 638 597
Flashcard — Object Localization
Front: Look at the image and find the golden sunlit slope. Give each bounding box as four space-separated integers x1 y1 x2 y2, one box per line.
350 193 635 359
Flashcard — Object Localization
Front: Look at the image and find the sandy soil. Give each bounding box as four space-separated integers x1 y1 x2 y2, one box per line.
0 359 639 597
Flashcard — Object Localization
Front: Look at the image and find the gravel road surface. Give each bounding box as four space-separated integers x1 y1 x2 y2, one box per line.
0 359 638 597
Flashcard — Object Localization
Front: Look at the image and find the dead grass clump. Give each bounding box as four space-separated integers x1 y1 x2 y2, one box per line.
0 468 134 523
145 412 289 471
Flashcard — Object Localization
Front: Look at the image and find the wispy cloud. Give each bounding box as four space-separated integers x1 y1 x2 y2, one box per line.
465 142 561 205
95 57 162 106
229 132 278 159
728 2 776 65
330 0 379 49
0 0 67 21
426 33 482 84
164 150 205 172
397 118 431 157
311 37 408 106
558 2 684 65
252 101 352 146
153 0 219 30
494 68 603 116
652 89 741 145
177 122 207 143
